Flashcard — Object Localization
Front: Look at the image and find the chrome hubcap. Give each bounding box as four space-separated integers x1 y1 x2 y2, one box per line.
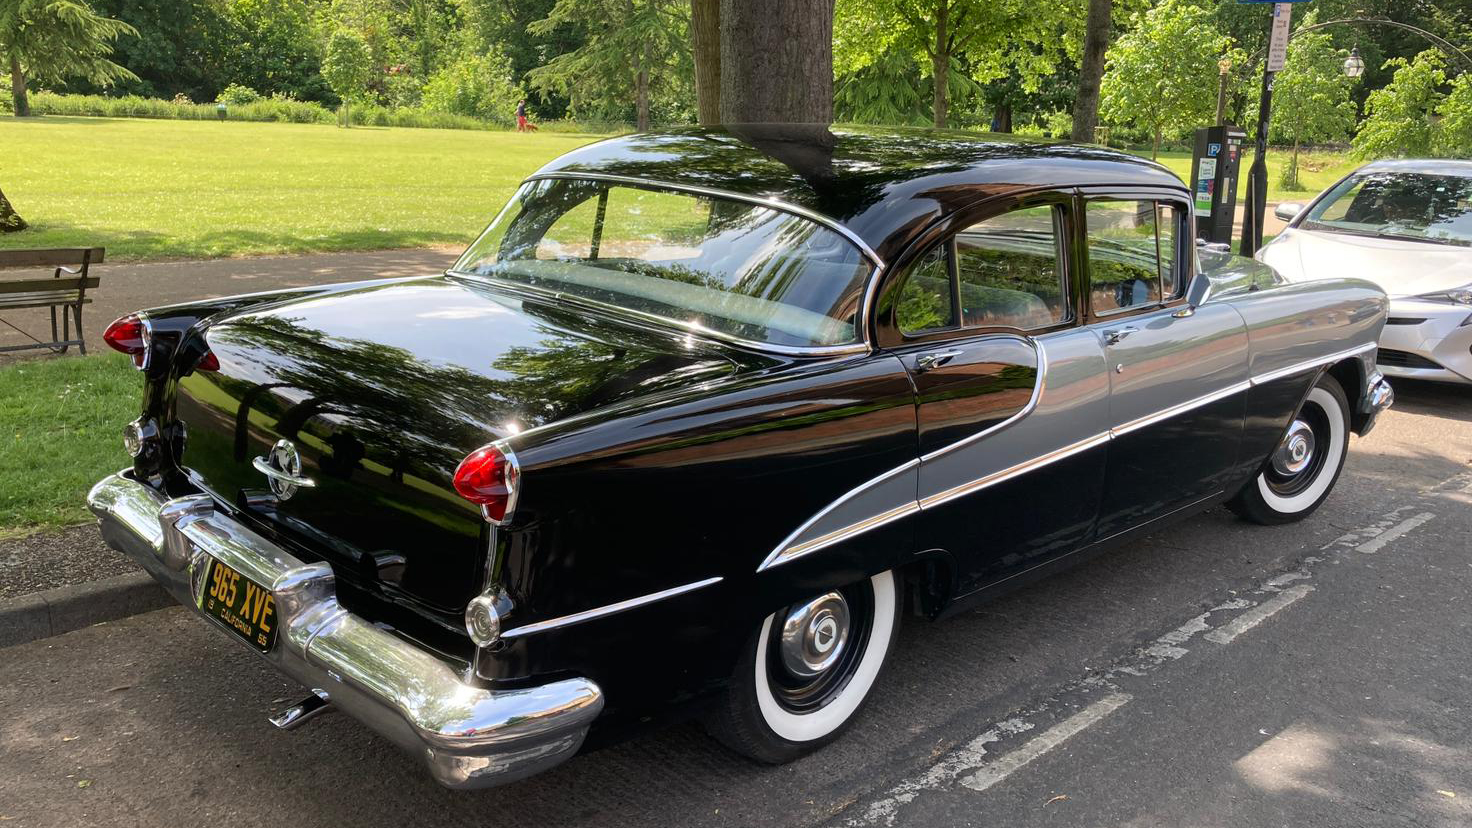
779 591 850 678
1272 419 1316 476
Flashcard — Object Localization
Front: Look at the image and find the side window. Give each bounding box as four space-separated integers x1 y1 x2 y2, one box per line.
896 244 955 334
1086 200 1181 314
954 206 1068 329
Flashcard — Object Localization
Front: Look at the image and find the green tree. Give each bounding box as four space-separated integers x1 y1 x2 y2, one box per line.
833 0 1080 129
1434 73 1472 159
73 0 235 100
1260 20 1358 190
526 0 688 130
1100 0 1236 159
322 27 372 125
1353 50 1448 160
420 44 520 122
1 0 138 116
219 0 329 102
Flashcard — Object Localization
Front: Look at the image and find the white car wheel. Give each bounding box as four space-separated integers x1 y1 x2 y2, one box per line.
705 569 899 763
1230 374 1350 525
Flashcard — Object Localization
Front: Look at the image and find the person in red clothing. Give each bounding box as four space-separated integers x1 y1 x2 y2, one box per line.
516 99 530 132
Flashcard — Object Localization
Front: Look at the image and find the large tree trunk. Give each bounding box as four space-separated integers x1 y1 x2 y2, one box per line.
719 0 833 123
993 102 1012 133
1152 125 1161 160
0 186 26 233
1070 0 1111 143
692 0 721 125
634 44 650 130
9 53 30 117
931 0 949 128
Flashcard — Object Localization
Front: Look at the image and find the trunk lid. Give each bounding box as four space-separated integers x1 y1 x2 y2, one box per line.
171 276 745 615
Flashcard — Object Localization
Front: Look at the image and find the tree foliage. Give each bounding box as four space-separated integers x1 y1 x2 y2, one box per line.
1100 0 1237 158
525 0 689 130
322 27 372 124
833 0 1081 129
1 0 138 115
1256 16 1358 189
420 44 519 123
1352 50 1446 160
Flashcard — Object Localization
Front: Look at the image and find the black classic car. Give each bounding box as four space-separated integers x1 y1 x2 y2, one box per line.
89 125 1393 788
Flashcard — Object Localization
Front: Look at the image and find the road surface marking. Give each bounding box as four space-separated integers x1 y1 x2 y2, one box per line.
961 693 1132 792
1204 584 1314 644
1356 512 1435 554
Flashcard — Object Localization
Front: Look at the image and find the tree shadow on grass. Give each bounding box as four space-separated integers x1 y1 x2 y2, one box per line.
0 222 471 262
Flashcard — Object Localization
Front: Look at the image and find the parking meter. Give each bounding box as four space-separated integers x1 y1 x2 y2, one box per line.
1189 126 1245 245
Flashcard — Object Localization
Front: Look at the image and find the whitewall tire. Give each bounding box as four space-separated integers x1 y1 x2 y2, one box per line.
1229 374 1350 525
705 569 900 763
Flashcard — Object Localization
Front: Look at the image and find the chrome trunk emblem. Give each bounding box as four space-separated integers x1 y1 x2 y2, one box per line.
252 439 315 500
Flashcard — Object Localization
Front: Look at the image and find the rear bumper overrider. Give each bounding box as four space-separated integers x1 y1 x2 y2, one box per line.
86 472 603 789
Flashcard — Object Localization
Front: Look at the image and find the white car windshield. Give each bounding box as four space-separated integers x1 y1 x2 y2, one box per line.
1302 172 1472 247
453 179 873 349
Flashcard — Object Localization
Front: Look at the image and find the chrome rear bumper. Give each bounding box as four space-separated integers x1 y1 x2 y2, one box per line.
87 472 603 789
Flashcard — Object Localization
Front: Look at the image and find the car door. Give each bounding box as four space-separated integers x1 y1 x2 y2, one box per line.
877 193 1111 596
1080 190 1250 540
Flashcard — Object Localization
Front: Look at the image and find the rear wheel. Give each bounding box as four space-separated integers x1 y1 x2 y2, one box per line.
705 570 900 763
1228 373 1350 525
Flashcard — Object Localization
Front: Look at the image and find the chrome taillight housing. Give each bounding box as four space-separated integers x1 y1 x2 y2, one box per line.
452 443 520 524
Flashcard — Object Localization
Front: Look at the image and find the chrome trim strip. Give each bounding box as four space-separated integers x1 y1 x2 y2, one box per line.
919 432 1112 511
920 335 1047 463
756 340 1380 571
455 274 871 358
498 576 724 640
756 459 919 572
1250 342 1375 386
1110 380 1252 437
525 171 886 269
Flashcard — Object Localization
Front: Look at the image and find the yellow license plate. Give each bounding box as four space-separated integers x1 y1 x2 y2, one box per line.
199 558 277 652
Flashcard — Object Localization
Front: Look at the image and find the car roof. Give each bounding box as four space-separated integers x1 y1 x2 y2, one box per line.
531 124 1186 262
1357 158 1472 176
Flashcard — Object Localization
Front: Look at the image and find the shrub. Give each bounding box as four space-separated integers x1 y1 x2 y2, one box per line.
420 48 520 126
217 83 263 105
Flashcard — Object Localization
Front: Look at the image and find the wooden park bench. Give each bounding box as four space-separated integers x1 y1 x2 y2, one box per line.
0 247 104 355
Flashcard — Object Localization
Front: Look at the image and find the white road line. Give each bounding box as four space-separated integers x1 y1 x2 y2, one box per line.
1204 584 1314 645
1356 512 1436 554
960 693 1133 792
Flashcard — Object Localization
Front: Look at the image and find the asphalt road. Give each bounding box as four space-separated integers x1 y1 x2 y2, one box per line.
2 379 1469 828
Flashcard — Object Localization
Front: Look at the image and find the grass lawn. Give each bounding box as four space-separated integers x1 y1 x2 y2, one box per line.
0 353 138 535
0 116 607 261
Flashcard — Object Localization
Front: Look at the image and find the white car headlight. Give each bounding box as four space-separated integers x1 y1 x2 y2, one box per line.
1414 285 1472 305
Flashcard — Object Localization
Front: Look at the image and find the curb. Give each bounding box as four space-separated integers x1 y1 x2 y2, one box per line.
0 571 171 649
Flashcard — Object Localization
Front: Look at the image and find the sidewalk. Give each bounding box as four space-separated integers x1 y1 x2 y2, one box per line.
0 247 460 357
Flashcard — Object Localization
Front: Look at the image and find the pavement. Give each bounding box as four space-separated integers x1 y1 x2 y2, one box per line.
0 248 459 358
0 377 1468 827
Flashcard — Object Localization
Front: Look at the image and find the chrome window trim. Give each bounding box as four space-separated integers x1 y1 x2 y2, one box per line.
756 341 1378 572
498 576 724 640
487 171 890 357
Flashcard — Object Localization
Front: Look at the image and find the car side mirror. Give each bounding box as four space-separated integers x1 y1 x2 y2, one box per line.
1273 202 1304 222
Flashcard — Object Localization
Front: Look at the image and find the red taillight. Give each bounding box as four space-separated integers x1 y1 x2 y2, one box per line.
103 314 149 367
452 445 519 523
196 350 220 372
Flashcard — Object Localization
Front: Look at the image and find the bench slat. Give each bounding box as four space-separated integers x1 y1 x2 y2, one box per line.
0 276 100 295
0 295 94 310
0 247 106 269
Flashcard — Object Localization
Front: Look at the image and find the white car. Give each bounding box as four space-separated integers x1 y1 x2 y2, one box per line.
1259 159 1472 385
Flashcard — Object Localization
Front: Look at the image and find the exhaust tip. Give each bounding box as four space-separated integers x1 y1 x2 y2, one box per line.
269 689 333 730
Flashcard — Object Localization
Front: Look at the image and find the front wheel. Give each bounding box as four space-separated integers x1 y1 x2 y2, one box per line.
704 569 900 764
1228 373 1350 525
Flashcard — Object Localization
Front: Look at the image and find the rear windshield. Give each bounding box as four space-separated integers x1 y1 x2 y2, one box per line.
1303 171 1472 247
452 178 872 349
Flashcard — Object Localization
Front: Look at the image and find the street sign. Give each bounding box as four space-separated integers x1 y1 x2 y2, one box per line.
1266 2 1294 71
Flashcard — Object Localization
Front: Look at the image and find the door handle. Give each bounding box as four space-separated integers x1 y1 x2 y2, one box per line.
914 349 963 372
1103 326 1139 346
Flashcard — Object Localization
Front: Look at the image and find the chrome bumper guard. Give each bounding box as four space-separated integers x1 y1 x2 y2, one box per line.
86 472 604 789
1360 374 1395 436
